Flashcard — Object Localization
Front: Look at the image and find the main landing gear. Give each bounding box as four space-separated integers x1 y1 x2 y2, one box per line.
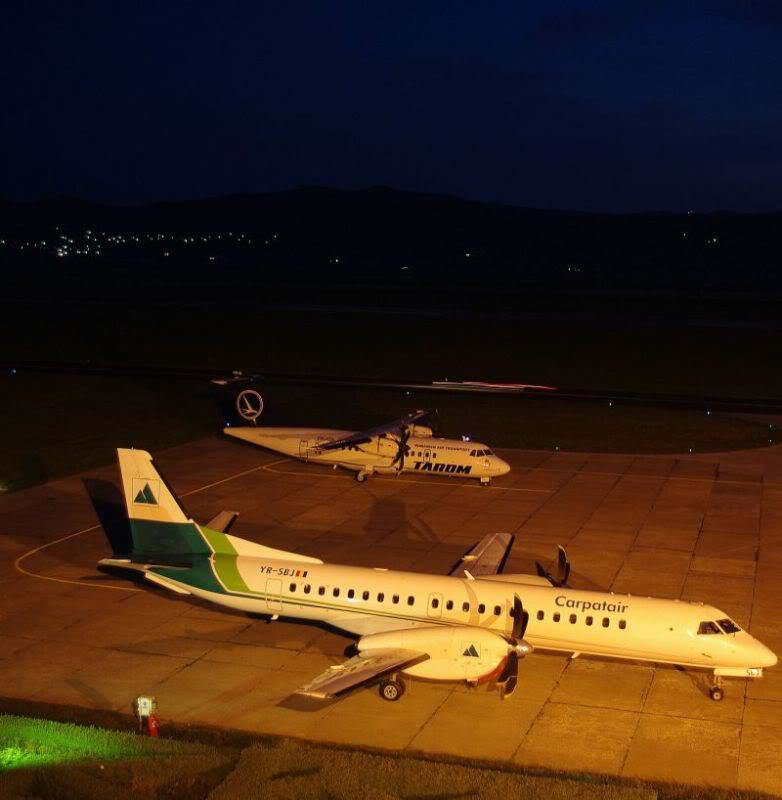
379 674 405 701
709 675 724 702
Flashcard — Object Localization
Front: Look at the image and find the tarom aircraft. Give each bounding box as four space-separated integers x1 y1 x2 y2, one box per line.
100 449 777 703
213 380 510 484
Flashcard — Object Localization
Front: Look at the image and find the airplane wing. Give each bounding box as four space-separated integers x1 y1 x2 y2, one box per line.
295 648 427 700
315 410 429 451
450 533 514 578
206 510 239 533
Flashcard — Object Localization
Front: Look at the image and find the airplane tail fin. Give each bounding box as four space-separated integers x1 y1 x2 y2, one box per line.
115 448 211 564
108 447 323 595
211 373 265 428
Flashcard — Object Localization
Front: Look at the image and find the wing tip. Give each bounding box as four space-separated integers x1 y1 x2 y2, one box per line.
295 690 332 701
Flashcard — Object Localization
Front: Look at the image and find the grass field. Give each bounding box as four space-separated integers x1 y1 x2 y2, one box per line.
3 299 781 493
0 372 218 493
0 713 777 800
0 715 236 800
4 299 782 398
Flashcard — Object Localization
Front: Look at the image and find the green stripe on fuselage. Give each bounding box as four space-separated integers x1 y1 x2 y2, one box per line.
200 526 251 594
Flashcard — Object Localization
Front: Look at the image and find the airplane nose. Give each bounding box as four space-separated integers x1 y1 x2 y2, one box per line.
495 458 511 476
761 645 778 668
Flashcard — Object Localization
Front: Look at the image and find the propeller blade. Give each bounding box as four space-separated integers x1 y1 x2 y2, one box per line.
390 427 411 471
511 594 527 640
536 548 570 588
500 652 519 699
557 545 570 587
497 654 514 685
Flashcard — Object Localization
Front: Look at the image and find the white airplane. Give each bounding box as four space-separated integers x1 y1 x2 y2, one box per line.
100 449 776 704
214 381 510 484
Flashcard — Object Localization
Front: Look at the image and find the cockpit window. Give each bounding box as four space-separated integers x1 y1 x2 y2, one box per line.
484 449 493 456
698 621 721 635
469 450 476 457
717 619 741 634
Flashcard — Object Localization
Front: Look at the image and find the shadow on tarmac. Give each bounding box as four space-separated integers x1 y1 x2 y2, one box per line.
83 477 133 556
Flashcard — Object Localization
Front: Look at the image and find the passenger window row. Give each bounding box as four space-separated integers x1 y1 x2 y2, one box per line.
287 583 416 606
285 585 503 618
535 608 627 629
284 584 628 629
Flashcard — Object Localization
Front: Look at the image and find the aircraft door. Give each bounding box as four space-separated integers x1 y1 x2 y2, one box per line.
266 578 282 612
299 440 309 460
423 448 433 464
428 592 443 619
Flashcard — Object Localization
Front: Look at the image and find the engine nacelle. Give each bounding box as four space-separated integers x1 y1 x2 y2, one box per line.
408 424 433 438
358 625 508 682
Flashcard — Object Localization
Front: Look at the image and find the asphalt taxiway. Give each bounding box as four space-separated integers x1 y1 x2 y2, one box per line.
2 438 782 793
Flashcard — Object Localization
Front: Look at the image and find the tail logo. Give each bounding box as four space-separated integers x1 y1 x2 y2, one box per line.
236 389 264 423
462 644 480 658
132 479 160 506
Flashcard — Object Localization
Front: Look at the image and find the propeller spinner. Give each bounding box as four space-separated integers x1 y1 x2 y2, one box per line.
390 426 412 472
497 594 533 699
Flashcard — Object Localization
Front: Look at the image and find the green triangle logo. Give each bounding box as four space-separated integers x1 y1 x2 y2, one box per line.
134 483 158 505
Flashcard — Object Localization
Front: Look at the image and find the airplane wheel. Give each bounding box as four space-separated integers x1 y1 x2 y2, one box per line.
709 686 724 702
379 678 404 701
356 472 368 483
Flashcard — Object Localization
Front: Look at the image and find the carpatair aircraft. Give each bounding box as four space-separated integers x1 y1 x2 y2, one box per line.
101 449 777 703
214 380 510 484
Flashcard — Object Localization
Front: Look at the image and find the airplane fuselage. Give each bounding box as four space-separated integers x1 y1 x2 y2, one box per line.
145 547 776 680
224 426 510 482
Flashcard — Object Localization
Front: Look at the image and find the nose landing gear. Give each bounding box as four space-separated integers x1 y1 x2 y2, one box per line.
709 675 724 701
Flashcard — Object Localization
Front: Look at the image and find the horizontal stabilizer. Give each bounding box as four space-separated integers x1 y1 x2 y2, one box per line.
206 510 239 533
145 572 192 595
97 558 192 594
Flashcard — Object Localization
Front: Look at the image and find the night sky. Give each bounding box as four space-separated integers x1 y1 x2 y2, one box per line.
3 1 781 211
